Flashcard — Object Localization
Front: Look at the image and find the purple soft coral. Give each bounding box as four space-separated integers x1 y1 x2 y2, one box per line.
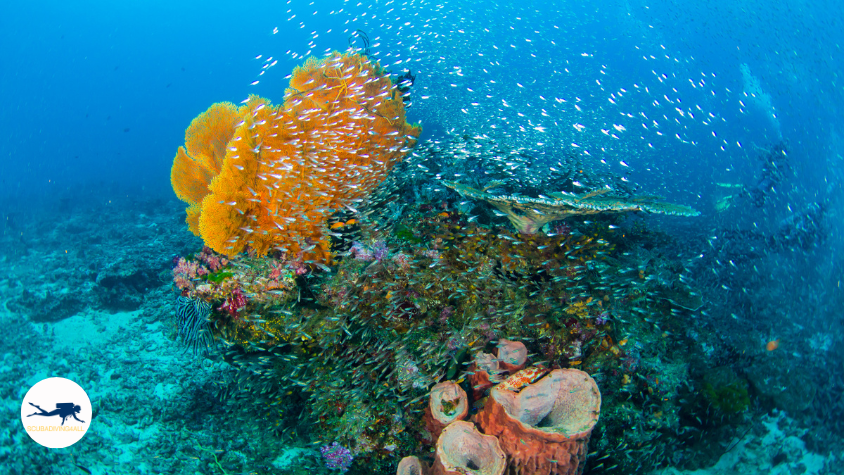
320 442 354 472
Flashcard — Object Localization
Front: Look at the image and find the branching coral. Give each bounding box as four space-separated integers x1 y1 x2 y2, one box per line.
443 181 700 235
172 51 421 262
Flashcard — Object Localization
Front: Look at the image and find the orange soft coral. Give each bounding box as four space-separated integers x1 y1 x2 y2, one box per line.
172 51 421 262
170 102 241 234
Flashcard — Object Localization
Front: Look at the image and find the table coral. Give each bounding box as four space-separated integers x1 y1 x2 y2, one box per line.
443 180 699 235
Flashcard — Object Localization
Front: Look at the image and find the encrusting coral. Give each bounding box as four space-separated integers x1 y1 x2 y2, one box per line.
476 368 601 475
443 180 700 234
172 51 421 262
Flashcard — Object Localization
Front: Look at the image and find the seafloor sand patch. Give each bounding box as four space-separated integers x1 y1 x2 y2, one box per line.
47 309 139 350
2 301 299 474
652 411 833 475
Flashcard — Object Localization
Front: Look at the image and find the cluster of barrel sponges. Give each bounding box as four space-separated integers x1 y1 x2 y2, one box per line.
171 51 421 263
399 339 601 475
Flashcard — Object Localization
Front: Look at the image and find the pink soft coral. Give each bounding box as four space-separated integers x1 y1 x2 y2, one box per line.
173 257 203 291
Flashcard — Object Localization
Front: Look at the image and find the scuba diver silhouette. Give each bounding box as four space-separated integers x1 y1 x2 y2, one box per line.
27 402 85 425
746 140 791 207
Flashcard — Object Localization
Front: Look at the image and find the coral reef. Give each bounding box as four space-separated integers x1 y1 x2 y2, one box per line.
164 106 727 475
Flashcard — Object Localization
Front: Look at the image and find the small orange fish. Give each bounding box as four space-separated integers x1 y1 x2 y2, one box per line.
766 339 779 351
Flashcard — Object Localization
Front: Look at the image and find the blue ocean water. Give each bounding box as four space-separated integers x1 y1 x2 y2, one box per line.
1 0 841 474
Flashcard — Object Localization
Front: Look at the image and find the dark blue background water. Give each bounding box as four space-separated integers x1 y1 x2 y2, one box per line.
1 0 841 220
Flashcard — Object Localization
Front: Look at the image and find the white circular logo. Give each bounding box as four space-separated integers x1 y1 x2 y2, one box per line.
21 377 91 448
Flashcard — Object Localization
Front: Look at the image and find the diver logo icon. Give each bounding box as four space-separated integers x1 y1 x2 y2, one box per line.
27 402 86 425
21 377 91 448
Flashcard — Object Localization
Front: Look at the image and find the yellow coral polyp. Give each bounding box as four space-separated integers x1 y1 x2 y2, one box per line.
171 51 421 262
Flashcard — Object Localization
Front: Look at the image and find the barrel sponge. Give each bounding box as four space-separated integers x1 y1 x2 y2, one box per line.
475 369 601 475
433 420 506 475
423 381 469 443
496 339 528 372
397 456 431 475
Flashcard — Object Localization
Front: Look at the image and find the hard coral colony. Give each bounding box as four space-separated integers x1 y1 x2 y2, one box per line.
168 48 707 475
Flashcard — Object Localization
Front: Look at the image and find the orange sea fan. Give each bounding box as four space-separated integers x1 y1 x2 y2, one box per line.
174 51 421 263
171 102 242 234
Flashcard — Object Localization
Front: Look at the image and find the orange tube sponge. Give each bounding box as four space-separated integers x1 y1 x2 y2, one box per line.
173 51 421 262
433 421 506 475
475 369 601 475
171 102 241 234
423 381 469 443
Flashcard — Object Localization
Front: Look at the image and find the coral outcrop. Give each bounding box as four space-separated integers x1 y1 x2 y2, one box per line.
433 421 507 475
475 369 601 475
172 51 421 262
